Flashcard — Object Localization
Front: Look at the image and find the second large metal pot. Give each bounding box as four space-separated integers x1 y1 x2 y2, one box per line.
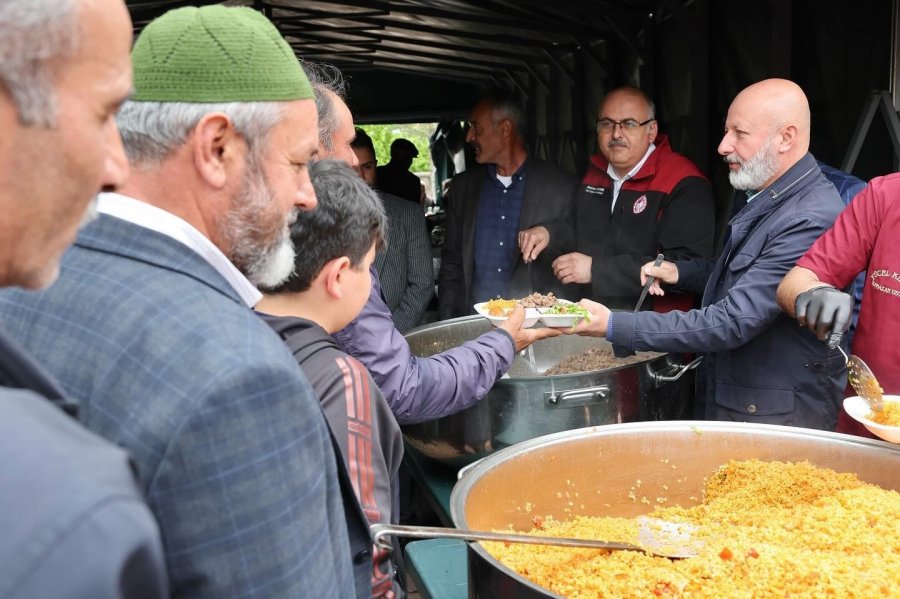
402 316 698 466
450 422 900 598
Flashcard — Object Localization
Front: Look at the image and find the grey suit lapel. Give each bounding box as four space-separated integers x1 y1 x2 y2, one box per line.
76 214 245 305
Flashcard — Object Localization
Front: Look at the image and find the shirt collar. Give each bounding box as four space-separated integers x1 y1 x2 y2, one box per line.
607 142 656 183
97 193 262 308
487 158 528 182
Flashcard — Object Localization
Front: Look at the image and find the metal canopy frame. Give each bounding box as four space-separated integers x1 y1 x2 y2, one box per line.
125 0 680 85
841 0 900 172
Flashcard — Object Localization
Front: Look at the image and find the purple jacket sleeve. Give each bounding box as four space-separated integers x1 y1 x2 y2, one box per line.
333 268 515 424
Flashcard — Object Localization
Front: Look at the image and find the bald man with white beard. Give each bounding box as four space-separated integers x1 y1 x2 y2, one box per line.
569 79 848 431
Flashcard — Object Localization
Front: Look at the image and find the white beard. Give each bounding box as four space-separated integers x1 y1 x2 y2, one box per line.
727 136 780 191
248 226 296 288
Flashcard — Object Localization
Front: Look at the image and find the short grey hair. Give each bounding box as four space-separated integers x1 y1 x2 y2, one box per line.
0 0 78 126
301 61 347 152
116 101 284 167
479 86 526 138
264 159 386 294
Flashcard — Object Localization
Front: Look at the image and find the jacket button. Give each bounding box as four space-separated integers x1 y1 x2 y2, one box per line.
353 550 371 565
747 404 757 414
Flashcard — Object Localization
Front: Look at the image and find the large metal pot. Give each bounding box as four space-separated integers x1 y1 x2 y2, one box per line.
450 421 900 598
402 316 698 466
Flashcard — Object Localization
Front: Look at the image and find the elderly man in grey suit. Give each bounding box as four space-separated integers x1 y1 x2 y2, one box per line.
0 0 168 596
352 127 434 332
0 6 370 598
438 87 580 319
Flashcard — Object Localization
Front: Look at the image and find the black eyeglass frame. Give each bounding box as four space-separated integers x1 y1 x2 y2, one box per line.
596 118 655 132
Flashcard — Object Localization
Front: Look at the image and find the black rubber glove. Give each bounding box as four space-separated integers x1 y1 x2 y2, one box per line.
794 286 853 348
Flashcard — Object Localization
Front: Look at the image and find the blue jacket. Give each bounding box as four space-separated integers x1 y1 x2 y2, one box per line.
0 331 167 599
609 154 847 429
0 214 368 598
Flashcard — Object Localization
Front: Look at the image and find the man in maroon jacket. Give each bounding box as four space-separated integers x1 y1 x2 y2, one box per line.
520 86 716 311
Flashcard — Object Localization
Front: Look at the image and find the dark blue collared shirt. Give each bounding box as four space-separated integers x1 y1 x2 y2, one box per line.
472 161 527 303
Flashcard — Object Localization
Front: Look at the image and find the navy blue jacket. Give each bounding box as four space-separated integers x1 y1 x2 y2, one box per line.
608 154 847 430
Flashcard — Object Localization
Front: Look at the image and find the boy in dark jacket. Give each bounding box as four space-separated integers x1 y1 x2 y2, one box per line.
257 160 402 598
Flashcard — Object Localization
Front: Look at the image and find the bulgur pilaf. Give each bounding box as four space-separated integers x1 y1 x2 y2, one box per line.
485 459 900 598
870 400 900 426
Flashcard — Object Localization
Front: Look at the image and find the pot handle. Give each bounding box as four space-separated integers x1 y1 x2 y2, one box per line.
652 356 703 385
544 385 610 406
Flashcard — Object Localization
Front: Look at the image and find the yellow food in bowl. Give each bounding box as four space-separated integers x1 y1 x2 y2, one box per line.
485 459 900 598
870 401 900 426
484 298 518 317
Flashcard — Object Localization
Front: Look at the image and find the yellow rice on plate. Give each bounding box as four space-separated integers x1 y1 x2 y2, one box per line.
484 459 900 598
870 401 900 426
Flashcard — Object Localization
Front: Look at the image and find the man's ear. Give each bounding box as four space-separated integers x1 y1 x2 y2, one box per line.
777 125 798 153
191 112 244 189
322 256 352 299
647 119 659 144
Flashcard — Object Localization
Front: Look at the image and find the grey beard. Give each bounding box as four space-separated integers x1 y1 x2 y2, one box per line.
727 139 780 191
245 226 296 288
221 164 297 288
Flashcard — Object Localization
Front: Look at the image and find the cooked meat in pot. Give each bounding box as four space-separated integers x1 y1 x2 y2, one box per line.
545 347 651 375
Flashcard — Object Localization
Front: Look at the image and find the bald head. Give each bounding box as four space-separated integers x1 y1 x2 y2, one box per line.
733 79 810 149
718 79 811 191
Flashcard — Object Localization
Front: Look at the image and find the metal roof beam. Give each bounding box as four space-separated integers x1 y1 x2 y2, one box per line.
353 16 563 50
371 47 529 73
293 0 578 34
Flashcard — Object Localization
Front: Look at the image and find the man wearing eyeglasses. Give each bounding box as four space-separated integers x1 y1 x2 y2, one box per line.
520 86 716 311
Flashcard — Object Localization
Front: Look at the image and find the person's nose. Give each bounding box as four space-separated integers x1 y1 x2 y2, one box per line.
295 169 318 211
100 121 130 191
465 128 475 143
717 133 733 156
346 147 360 169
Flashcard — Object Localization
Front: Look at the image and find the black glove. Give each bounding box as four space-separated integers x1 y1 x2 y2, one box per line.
794 286 853 348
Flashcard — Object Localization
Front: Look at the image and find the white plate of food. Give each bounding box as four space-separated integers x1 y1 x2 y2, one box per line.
843 395 900 443
474 299 541 328
537 300 591 328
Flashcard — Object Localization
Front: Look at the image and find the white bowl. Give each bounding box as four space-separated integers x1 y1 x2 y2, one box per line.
537 300 588 328
843 395 900 443
537 313 581 328
473 302 540 328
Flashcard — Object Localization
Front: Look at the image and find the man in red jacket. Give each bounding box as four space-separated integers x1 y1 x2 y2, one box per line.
521 86 716 311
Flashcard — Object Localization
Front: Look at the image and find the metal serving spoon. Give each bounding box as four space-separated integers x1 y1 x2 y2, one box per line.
634 254 665 313
371 517 701 559
835 345 884 412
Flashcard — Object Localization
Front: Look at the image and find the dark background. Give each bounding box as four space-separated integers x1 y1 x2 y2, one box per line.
126 0 898 231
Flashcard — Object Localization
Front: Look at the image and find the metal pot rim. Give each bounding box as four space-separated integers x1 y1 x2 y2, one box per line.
449 420 900 596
